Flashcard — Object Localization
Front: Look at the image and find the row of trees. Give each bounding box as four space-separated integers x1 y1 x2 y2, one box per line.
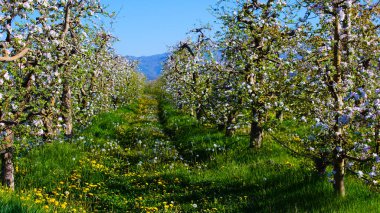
0 0 144 190
162 0 380 197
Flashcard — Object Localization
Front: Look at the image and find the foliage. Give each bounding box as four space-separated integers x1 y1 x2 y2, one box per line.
162 0 380 197
0 0 145 190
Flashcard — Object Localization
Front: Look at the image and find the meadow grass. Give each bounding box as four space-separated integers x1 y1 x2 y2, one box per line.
1 91 380 212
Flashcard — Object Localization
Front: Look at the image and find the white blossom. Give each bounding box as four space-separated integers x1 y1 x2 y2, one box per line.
3 72 10 81
357 171 364 178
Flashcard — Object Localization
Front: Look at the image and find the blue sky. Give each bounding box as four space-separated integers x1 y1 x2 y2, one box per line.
102 0 220 57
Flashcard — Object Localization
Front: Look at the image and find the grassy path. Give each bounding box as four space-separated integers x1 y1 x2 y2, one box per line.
74 93 380 212
112 93 380 212
3 92 380 212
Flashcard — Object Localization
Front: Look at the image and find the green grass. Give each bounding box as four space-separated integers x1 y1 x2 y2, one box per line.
0 187 45 213
2 90 380 212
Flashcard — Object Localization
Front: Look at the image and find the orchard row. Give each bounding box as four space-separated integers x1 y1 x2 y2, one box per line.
0 1 144 190
162 0 380 197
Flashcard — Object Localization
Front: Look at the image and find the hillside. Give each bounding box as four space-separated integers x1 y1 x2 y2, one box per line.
127 53 169 80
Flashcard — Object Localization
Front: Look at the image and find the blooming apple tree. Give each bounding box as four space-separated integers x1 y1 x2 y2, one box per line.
217 0 294 148
281 0 380 196
0 0 144 190
163 28 217 121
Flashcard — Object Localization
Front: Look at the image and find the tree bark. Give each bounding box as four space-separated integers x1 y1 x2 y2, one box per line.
375 122 380 154
1 128 14 190
196 105 202 121
333 154 345 197
62 79 73 137
43 86 58 141
249 108 263 148
43 113 55 141
331 2 345 197
342 0 352 72
250 120 263 148
225 112 236 137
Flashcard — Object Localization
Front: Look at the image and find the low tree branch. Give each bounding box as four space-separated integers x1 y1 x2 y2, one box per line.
0 48 30 62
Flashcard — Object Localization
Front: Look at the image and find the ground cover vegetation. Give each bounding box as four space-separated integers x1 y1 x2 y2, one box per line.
6 85 380 212
0 0 379 212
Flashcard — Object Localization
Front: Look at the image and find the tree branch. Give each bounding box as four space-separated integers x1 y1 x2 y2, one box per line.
60 2 72 42
344 153 373 163
0 48 30 62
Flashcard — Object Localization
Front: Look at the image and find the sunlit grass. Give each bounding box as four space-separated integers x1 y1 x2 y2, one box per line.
1 90 380 212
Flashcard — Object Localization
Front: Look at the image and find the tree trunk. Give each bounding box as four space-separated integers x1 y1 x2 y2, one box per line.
225 113 236 137
250 120 263 148
332 3 345 197
249 108 263 148
342 0 352 75
217 123 226 132
43 94 57 141
43 113 54 142
1 129 14 190
333 155 345 197
225 127 234 137
275 110 283 123
196 105 202 121
62 80 73 137
375 122 380 154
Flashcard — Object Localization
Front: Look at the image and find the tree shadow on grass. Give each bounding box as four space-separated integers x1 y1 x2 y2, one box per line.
159 114 234 165
80 95 380 212
103 158 338 212
158 170 338 212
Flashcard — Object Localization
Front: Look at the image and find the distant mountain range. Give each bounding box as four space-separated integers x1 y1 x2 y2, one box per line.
126 53 169 80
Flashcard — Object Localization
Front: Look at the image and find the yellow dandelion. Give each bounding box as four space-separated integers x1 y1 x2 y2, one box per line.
89 184 97 188
48 198 56 204
61 202 67 209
